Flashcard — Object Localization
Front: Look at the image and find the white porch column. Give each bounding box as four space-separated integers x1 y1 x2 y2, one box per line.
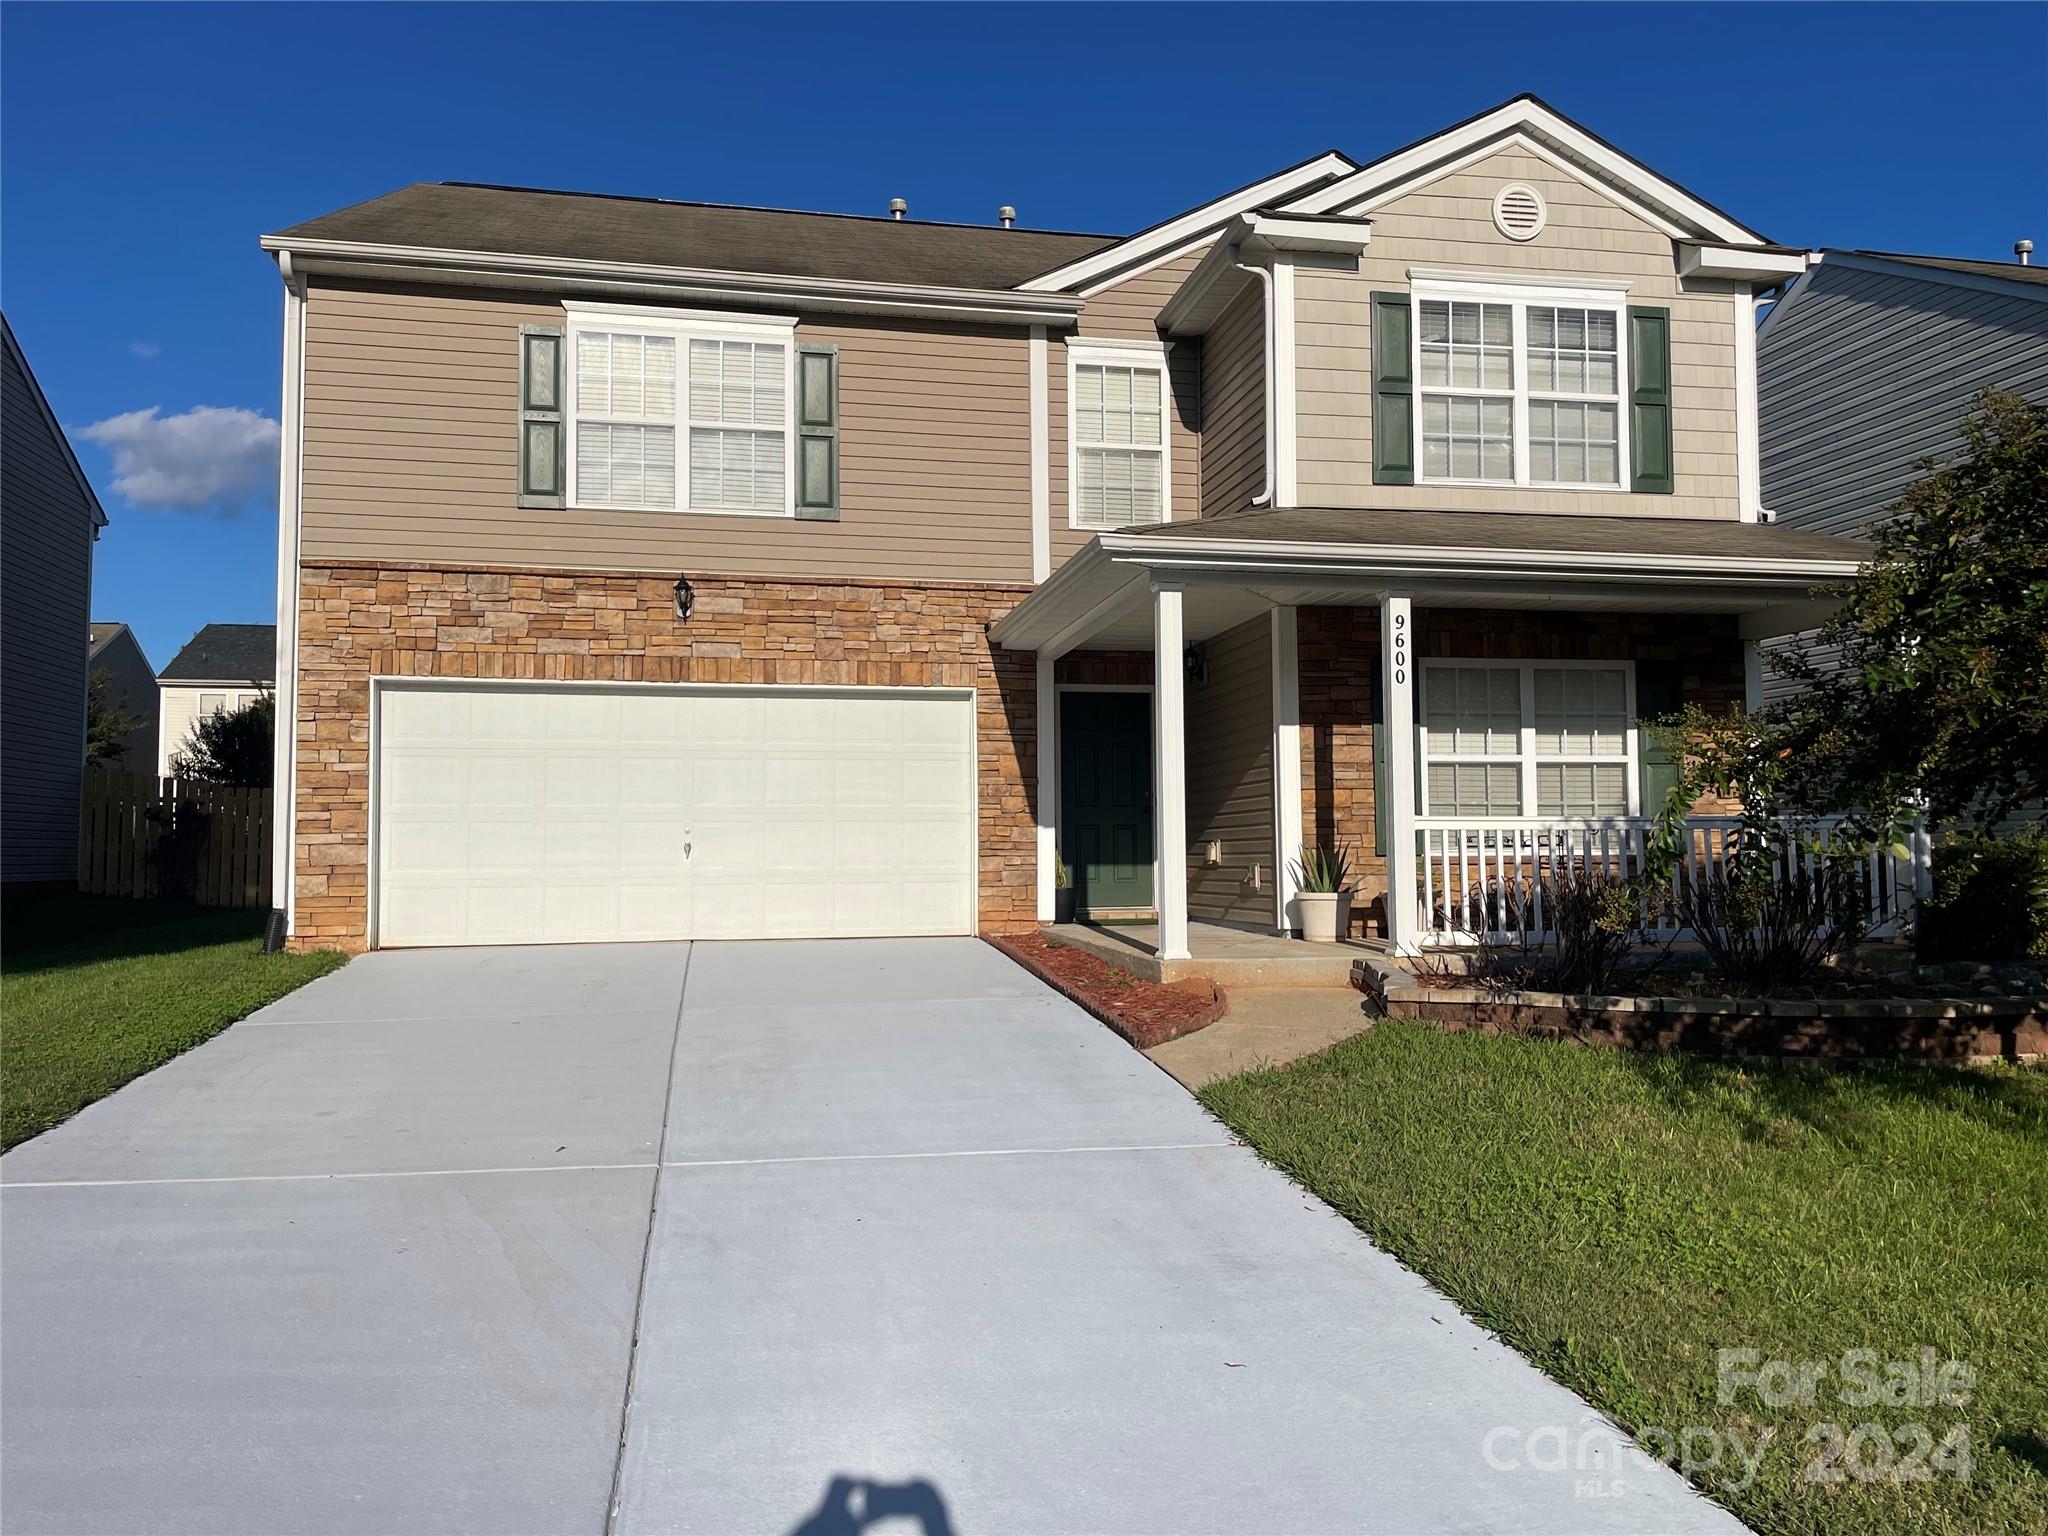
1742 639 1766 713
1379 594 1418 955
1270 604 1302 935
1153 581 1190 961
1035 651 1058 923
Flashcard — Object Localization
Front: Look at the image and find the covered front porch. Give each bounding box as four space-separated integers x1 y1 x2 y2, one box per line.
994 505 1878 966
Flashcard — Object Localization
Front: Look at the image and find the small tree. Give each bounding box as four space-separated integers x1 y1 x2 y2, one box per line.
1765 388 2047 832
84 671 145 767
172 691 274 788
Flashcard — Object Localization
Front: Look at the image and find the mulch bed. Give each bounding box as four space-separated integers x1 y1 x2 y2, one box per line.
987 931 1226 1049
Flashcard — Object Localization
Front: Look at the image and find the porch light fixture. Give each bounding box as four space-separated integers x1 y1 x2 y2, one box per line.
673 575 695 622
1184 642 1209 686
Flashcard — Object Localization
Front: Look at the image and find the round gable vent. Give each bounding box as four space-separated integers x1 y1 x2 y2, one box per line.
1493 183 1547 242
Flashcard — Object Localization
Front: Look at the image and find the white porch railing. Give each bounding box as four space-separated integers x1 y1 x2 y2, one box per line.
1413 815 1931 947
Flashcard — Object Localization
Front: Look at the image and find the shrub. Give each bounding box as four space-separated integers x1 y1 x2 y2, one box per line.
1673 855 1869 994
1448 863 1645 997
1916 829 2048 963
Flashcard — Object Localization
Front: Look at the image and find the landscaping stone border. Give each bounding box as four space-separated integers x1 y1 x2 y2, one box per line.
1354 964 2045 1063
990 934 1227 1049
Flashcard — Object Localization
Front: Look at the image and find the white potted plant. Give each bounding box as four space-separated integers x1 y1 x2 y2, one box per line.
1292 841 1355 943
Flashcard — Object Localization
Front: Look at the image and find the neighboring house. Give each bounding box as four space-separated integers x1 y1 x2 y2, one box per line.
158 623 276 776
262 93 1868 959
2 315 107 885
87 622 158 773
1756 247 2048 706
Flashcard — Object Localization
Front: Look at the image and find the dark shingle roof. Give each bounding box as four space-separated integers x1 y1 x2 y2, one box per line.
271 183 1120 291
1842 250 2048 288
1115 506 1868 564
159 623 276 684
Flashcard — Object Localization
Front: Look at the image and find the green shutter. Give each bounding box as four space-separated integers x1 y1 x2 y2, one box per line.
795 344 839 520
518 325 565 508
1371 292 1415 486
1628 305 1673 495
1635 659 1684 812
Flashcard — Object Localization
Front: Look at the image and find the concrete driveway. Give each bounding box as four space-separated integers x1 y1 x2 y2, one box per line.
2 939 1743 1535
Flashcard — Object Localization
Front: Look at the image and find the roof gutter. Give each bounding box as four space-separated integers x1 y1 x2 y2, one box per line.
258 236 1088 327
1094 529 1865 584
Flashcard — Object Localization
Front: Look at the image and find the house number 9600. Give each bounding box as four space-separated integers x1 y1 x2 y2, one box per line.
1392 612 1408 685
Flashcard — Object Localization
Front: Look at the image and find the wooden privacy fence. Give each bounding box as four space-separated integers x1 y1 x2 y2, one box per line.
78 769 272 908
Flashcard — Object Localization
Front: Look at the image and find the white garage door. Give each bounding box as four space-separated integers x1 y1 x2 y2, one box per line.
373 683 976 947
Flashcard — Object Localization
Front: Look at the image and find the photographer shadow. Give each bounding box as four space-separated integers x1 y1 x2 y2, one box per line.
788 1474 956 1536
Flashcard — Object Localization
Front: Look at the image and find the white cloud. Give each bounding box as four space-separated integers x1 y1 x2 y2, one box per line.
78 405 279 516
128 340 161 360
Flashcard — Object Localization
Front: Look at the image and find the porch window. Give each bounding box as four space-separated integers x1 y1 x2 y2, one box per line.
1420 662 1637 818
1070 340 1170 530
1410 282 1629 490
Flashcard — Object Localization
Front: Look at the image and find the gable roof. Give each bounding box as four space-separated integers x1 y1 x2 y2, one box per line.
2 314 107 529
1013 149 1358 294
1279 93 1766 245
159 623 276 685
271 183 1118 293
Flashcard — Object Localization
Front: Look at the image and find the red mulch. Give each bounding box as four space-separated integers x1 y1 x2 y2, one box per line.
987 931 1227 1049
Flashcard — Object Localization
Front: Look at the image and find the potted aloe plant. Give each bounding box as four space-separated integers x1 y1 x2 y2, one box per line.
1292 841 1355 943
1053 850 1077 924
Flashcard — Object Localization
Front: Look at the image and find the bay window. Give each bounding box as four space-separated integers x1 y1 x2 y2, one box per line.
563 303 797 516
1420 661 1638 818
1410 280 1630 490
1070 339 1170 530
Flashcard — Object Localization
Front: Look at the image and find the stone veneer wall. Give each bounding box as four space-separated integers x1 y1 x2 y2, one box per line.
291 563 1039 952
1296 606 1745 940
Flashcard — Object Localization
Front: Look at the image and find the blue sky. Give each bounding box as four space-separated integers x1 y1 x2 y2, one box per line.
5 1 2044 670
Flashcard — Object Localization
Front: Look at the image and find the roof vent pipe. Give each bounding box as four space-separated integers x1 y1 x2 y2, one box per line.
889 198 908 221
998 206 1017 230
2018 239 2035 266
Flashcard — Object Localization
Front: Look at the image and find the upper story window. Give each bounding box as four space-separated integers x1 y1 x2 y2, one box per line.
1411 279 1630 492
1420 661 1638 819
562 303 797 516
1069 338 1171 531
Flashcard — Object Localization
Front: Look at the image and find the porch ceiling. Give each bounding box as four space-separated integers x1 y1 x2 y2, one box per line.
993 507 1867 656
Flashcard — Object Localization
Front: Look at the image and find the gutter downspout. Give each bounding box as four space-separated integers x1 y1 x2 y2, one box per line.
266 250 307 951
1229 244 1277 507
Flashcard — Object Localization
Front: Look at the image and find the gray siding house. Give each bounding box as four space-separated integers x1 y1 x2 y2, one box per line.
2 316 107 884
88 622 158 774
1756 249 2048 704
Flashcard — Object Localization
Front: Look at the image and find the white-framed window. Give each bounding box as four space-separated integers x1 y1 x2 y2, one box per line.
199 692 226 717
1411 277 1630 491
563 302 798 516
1068 338 1171 530
1420 660 1638 818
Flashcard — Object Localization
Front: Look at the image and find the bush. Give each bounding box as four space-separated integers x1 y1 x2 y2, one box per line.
1672 856 1869 994
1446 863 1645 997
1916 829 2048 963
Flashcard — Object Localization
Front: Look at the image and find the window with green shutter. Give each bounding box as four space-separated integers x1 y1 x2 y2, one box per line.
1371 291 1415 485
1627 305 1674 494
518 325 565 508
795 343 839 520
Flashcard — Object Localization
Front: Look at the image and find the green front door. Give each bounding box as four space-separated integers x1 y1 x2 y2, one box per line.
1060 691 1154 913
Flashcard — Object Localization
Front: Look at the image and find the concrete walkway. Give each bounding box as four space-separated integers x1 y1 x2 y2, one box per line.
1 939 1744 1535
1147 986 1377 1089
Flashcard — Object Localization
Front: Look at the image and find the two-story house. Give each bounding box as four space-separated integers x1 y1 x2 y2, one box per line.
263 94 1866 961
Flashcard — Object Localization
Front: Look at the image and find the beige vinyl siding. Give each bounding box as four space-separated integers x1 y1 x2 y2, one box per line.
1200 282 1267 516
1185 616 1275 925
1047 248 1205 571
1 335 96 882
301 280 1035 583
158 684 265 778
1296 147 1742 519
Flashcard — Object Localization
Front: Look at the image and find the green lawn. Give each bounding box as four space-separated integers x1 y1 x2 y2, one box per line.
2 891 346 1151
1200 1021 2048 1536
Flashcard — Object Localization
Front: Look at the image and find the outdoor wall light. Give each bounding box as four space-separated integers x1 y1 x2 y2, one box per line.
673 575 695 621
1184 642 1209 686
